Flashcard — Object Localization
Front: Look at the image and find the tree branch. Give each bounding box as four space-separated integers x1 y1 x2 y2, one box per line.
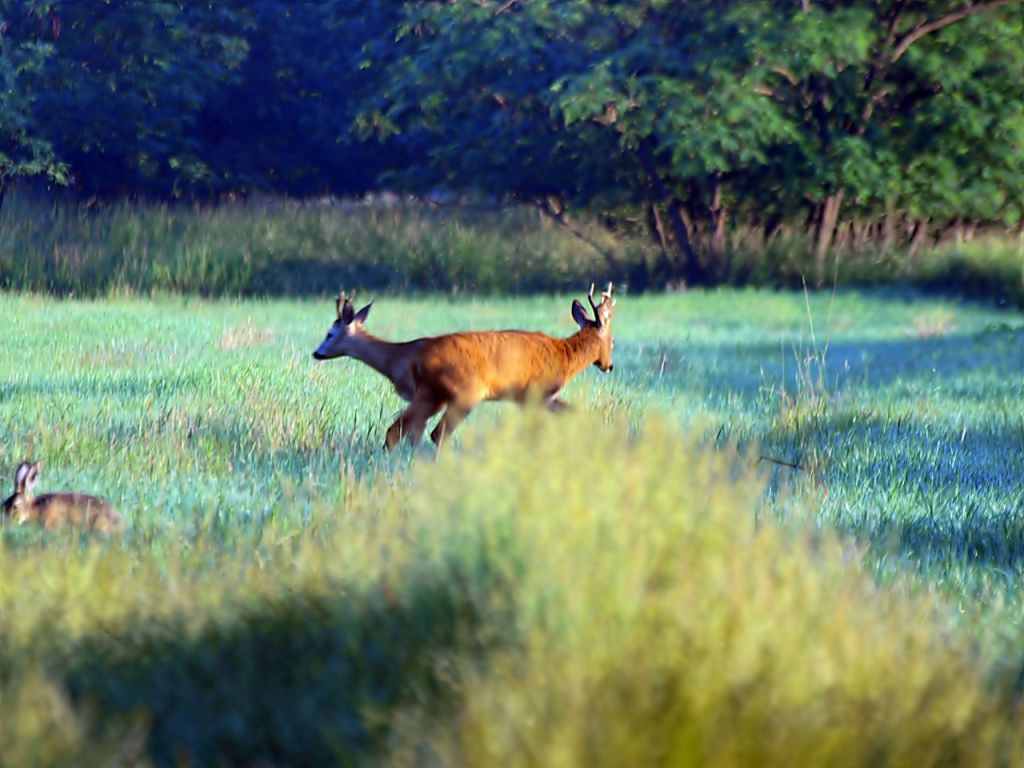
771 65 799 86
636 139 702 282
535 198 621 273
890 0 1021 62
754 66 800 103
494 0 522 16
855 87 890 136
884 0 909 41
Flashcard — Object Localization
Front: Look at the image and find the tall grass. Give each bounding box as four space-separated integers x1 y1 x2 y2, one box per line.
721 229 1024 307
915 234 1024 306
4 193 1023 301
0 194 638 297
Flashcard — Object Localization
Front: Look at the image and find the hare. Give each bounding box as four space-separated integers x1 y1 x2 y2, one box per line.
2 461 125 533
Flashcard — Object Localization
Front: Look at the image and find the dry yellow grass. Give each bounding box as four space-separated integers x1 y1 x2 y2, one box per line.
216 317 274 350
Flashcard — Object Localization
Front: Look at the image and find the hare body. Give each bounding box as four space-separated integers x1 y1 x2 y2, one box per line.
13 492 124 532
2 462 124 533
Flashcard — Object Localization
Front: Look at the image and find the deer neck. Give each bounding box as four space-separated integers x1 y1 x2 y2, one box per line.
346 332 419 387
559 327 603 376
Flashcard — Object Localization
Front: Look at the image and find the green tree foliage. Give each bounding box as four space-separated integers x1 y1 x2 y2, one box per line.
25 0 249 197
0 0 1021 283
6 0 404 198
199 0 405 196
743 1 1024 275
0 3 64 205
375 0 1024 283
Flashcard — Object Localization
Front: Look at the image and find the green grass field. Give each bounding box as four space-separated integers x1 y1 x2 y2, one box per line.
1 287 1023 765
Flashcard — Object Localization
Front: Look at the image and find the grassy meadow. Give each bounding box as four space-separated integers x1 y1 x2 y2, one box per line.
1 284 1023 765
2 196 1024 765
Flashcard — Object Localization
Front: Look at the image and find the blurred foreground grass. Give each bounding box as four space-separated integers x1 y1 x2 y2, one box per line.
1 412 1021 767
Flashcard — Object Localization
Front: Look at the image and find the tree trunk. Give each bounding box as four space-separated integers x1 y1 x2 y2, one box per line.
852 218 871 251
882 203 897 254
668 198 704 285
637 139 704 286
710 174 728 268
647 204 671 265
834 220 851 252
814 191 844 286
908 219 930 261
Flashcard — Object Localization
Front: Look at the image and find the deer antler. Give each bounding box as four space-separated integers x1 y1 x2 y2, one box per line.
336 290 356 319
603 282 615 305
587 283 601 322
587 283 616 324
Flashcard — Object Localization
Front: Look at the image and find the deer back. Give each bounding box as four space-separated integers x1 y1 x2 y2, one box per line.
414 328 600 402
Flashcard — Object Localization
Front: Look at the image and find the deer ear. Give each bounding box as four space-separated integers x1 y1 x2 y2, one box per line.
354 302 373 324
571 299 591 329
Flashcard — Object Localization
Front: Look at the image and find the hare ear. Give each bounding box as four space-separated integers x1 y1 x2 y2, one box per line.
14 462 31 492
24 462 40 494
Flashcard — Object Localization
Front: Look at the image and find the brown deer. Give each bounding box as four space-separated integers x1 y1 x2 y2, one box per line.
313 284 616 449
2 461 125 533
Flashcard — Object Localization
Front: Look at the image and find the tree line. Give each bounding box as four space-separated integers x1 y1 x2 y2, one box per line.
1 0 1022 284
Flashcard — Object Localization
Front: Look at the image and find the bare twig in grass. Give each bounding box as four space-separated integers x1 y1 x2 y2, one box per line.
757 454 806 471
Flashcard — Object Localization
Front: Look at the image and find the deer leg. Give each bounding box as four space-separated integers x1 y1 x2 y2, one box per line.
546 396 571 413
385 392 444 451
429 403 473 448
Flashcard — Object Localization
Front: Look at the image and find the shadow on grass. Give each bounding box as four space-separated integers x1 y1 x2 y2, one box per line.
759 412 1024 570
842 421 1024 571
914 255 1024 310
246 256 618 297
0 371 206 403
869 505 1024 573
625 326 1024 399
59 567 504 767
248 257 403 297
621 328 1024 572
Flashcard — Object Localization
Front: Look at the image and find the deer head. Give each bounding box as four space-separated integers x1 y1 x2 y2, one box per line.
312 291 374 360
571 282 615 372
